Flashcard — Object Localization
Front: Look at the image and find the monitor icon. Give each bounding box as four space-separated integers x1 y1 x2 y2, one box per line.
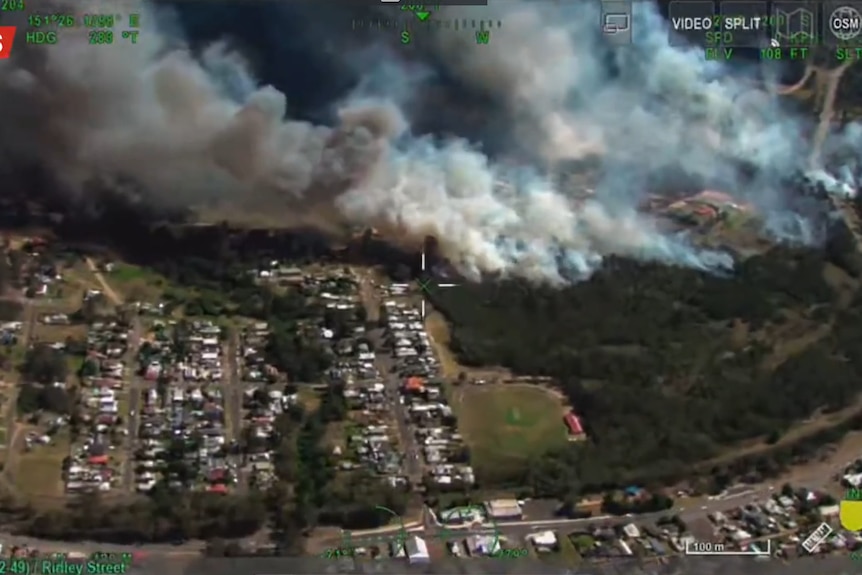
603 12 630 34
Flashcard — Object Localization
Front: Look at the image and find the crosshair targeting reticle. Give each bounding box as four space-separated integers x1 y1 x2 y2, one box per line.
417 248 458 318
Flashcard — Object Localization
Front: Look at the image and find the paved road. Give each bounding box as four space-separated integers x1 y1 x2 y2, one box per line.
124 317 146 491
372 339 423 483
342 469 845 548
222 329 242 443
375 344 423 485
354 273 423 484
0 532 204 557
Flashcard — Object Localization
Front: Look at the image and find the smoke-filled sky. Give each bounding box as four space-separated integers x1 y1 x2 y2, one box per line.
0 0 858 283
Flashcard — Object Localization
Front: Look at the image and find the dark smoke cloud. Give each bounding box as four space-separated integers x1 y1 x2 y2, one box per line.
0 0 856 283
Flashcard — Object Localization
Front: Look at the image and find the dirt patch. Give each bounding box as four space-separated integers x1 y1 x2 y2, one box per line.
31 323 88 344
86 257 123 305
423 310 462 379
298 387 322 413
703 397 862 469
352 267 383 323
759 317 831 372
823 263 860 307
13 429 71 504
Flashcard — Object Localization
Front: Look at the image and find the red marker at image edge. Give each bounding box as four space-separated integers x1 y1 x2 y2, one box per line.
0 26 17 59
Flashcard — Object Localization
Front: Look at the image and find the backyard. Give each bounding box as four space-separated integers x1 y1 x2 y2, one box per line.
14 429 71 504
106 262 167 301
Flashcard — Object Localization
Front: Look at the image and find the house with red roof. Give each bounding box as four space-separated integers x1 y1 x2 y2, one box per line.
404 376 425 393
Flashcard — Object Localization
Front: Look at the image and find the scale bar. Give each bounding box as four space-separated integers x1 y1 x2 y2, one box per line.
437 283 458 288
801 522 832 553
685 550 769 556
685 540 771 556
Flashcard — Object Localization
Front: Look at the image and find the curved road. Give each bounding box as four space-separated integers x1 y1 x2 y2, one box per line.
344 439 856 548
741 62 855 168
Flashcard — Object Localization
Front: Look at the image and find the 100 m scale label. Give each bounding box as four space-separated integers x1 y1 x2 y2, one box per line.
685 540 772 556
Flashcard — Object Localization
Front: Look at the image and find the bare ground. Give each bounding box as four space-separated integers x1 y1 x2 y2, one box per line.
352 266 383 323
701 397 862 470
423 310 462 380
85 257 123 305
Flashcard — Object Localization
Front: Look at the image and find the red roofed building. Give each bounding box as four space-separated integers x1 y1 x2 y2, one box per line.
404 377 425 393
563 412 586 440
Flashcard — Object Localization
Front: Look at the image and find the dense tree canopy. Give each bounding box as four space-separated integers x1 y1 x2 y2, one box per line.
429 246 862 493
17 384 72 415
21 345 68 385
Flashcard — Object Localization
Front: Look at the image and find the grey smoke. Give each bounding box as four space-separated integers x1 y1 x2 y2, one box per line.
0 0 853 283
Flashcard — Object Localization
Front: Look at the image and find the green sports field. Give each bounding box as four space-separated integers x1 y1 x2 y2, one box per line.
454 384 570 473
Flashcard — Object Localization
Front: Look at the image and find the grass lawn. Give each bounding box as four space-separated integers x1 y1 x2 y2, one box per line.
554 533 583 565
454 385 569 471
298 386 321 412
108 263 166 301
67 355 85 378
32 324 88 343
109 263 151 283
16 431 70 500
6 344 27 369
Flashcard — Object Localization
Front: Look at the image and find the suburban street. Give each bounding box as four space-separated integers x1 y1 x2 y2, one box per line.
374 343 424 484
341 267 862 556
341 458 856 551
355 272 424 485
222 328 243 443
123 317 146 491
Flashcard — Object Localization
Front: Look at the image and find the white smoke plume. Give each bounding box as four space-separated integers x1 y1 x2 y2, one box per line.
0 0 851 283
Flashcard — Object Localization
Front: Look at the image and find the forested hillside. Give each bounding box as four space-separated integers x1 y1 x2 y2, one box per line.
428 244 862 492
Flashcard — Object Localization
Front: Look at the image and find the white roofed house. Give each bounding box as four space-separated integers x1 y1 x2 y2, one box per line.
527 530 559 552
404 536 430 564
484 498 523 520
